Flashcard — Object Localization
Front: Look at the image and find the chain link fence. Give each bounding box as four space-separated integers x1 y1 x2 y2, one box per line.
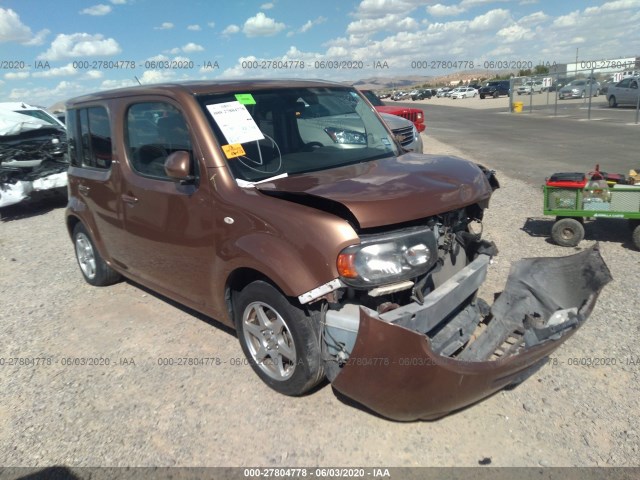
506 59 640 124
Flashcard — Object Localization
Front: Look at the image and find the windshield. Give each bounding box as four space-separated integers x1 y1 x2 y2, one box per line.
199 87 399 182
572 80 586 86
360 90 384 106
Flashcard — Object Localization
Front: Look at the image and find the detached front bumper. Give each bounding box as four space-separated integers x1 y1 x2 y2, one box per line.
326 246 611 421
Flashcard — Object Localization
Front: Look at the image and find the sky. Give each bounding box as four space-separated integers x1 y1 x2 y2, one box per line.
0 0 639 107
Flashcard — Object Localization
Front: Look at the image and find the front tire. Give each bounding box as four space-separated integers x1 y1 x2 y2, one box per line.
234 281 324 396
608 96 617 108
73 223 121 286
551 218 585 247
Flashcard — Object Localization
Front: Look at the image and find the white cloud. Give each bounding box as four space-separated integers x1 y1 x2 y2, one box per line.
8 81 86 106
496 24 534 42
5 71 30 80
460 0 509 7
182 42 204 52
289 16 327 36
0 8 32 43
101 79 136 90
32 63 78 78
347 14 418 35
110 0 127 4
155 22 174 30
139 70 177 84
261 3 274 9
518 11 549 26
354 0 424 19
468 9 511 31
222 24 240 35
80 4 112 16
38 33 121 60
207 21 216 28
427 4 465 16
243 12 286 37
23 29 50 46
552 11 580 28
187 24 201 31
85 70 104 79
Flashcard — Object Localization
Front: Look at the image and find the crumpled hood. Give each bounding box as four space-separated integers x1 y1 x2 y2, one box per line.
257 154 493 229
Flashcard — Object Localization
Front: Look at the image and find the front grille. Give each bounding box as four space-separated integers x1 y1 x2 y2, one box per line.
398 112 417 123
391 125 414 147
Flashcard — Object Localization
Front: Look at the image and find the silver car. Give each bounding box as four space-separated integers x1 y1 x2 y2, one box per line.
379 112 423 153
606 76 640 107
558 79 601 99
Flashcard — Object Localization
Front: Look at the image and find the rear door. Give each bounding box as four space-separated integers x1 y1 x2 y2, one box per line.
67 106 122 257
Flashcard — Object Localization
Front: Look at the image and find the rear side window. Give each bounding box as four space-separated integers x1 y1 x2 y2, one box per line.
125 102 193 180
68 106 112 169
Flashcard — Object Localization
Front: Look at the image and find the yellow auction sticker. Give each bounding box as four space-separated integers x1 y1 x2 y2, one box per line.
222 144 246 159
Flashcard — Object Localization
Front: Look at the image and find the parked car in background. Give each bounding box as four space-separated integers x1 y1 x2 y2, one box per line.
0 102 68 207
378 92 390 99
606 76 639 107
558 79 601 99
360 89 426 132
517 81 543 95
451 87 478 99
391 91 409 101
479 80 510 99
436 88 451 98
379 112 423 153
411 89 432 100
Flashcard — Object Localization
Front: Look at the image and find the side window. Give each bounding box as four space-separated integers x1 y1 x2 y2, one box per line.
618 79 631 88
631 81 638 89
68 106 112 169
125 102 193 180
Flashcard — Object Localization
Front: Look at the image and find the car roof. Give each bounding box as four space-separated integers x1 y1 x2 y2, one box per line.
66 79 348 107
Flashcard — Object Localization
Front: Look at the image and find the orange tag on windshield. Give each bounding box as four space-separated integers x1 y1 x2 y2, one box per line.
222 144 246 159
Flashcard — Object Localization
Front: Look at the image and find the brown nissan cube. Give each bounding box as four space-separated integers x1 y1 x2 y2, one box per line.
65 80 611 420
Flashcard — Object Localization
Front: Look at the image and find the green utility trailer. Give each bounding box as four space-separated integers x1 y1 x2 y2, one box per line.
543 185 640 250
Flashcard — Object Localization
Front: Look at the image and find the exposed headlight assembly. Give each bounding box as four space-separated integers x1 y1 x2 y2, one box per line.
337 227 439 287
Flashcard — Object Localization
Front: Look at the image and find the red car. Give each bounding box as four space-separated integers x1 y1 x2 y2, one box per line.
360 89 425 132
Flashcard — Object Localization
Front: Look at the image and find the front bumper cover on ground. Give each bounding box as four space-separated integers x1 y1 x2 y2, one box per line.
330 245 611 421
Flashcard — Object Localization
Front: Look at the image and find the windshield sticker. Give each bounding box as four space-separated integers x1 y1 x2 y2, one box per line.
381 137 391 145
234 93 256 105
206 101 264 145
222 144 246 159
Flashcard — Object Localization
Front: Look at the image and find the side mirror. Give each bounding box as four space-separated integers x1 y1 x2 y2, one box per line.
164 151 194 183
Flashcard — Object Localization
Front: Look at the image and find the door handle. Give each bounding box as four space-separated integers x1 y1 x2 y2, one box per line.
78 185 90 195
121 194 139 205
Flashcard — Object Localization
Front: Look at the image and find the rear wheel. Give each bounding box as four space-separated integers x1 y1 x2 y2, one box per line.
493 91 499 99
551 218 585 247
72 223 121 286
233 281 324 396
608 96 617 108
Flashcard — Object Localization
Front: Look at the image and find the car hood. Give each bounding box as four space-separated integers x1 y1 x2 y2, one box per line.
374 105 421 115
256 154 493 229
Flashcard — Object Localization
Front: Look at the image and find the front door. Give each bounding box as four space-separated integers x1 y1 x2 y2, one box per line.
113 98 215 308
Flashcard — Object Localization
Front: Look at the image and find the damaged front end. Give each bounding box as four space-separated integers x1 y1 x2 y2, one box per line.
317 211 611 419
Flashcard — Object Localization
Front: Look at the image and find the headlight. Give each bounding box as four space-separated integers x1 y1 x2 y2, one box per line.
416 112 423 120
337 227 438 287
324 127 366 145
412 125 418 141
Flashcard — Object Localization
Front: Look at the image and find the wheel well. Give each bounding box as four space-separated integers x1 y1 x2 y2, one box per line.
225 268 273 323
66 215 81 238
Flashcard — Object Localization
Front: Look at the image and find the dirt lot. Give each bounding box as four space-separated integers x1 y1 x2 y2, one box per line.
409 93 609 110
0 135 638 468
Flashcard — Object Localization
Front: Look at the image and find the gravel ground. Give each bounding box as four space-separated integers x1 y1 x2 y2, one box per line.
0 135 638 468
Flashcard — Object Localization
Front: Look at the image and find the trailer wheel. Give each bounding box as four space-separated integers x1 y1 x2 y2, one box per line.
551 218 585 247
632 224 640 251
